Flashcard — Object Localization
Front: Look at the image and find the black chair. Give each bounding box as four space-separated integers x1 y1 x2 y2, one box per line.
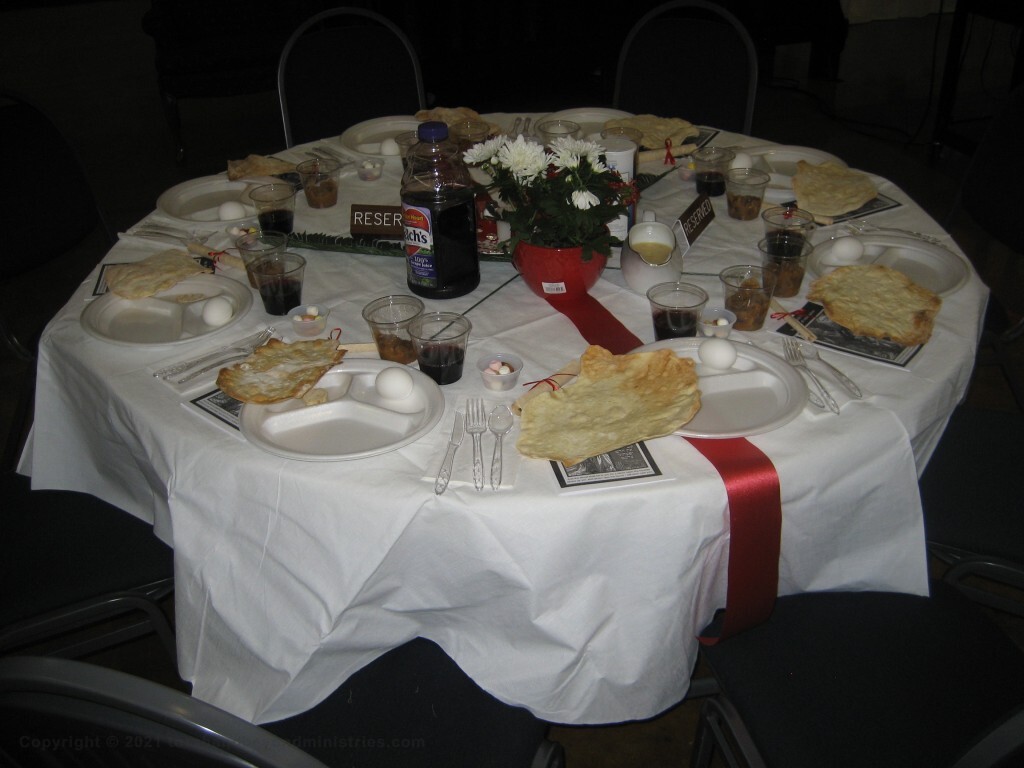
613 0 758 135
945 83 1024 411
919 405 1024 618
0 471 176 662
0 90 115 468
1 641 566 768
141 0 336 164
0 655 328 767
691 582 1024 768
277 7 426 148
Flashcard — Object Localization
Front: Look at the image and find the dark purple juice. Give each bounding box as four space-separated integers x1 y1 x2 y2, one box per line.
765 231 806 257
257 208 294 234
258 277 302 316
417 343 466 384
402 189 479 299
653 309 699 339
695 171 726 197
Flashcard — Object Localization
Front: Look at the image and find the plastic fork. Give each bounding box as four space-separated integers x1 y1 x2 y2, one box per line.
800 344 862 398
783 338 839 414
843 219 943 245
465 398 487 491
153 328 274 380
129 223 215 244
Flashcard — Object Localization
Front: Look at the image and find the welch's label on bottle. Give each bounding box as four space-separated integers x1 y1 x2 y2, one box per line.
402 202 437 287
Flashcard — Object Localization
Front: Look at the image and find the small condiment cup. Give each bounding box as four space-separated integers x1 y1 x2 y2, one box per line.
288 304 329 337
477 353 523 391
700 308 737 338
357 158 384 181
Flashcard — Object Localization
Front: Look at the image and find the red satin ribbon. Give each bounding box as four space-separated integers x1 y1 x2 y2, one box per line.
547 295 782 641
685 437 781 644
544 295 645 355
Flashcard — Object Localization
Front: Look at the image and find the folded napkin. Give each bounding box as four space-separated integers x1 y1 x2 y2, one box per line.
421 399 521 491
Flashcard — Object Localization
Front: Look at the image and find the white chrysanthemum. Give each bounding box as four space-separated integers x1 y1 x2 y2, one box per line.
571 189 600 210
462 136 504 165
496 136 549 182
551 137 605 170
551 150 582 172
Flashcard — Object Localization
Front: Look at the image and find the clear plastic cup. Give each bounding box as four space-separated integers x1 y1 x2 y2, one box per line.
361 294 424 365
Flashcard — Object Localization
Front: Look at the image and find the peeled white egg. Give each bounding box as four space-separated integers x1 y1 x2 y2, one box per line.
826 236 865 265
217 200 247 220
375 366 414 400
201 296 234 327
379 137 400 156
731 152 753 169
698 338 738 370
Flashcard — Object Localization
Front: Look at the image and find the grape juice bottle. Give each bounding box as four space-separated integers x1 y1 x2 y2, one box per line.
401 121 479 299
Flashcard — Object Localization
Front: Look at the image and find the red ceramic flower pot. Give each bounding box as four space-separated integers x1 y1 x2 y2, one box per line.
513 241 607 303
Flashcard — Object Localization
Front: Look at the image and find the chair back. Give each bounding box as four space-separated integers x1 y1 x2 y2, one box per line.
278 7 426 147
614 0 758 135
0 92 111 280
0 91 114 362
950 83 1024 254
0 655 329 767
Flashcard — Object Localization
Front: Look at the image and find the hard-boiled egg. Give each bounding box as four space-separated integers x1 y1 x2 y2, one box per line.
698 338 738 370
201 296 234 327
379 137 400 156
217 200 247 220
731 152 753 169
825 236 865 265
375 366 414 400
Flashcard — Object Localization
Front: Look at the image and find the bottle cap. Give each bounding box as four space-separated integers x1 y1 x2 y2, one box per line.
417 121 449 142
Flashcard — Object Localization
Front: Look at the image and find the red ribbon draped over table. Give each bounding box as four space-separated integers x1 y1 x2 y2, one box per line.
543 294 782 643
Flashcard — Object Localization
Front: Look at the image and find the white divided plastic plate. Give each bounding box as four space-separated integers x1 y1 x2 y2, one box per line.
807 234 969 297
741 145 846 203
338 116 421 158
155 175 273 224
631 338 807 438
80 274 252 346
239 360 444 461
539 107 634 141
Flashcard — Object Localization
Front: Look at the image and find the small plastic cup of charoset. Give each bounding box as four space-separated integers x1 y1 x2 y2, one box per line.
476 353 523 391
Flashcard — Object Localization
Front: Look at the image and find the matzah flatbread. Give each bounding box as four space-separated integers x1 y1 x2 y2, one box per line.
216 339 347 404
792 161 877 217
517 345 700 466
807 264 941 346
105 250 207 299
227 154 296 181
603 114 700 150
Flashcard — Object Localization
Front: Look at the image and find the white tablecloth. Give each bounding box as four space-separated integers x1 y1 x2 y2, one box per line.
22 118 986 725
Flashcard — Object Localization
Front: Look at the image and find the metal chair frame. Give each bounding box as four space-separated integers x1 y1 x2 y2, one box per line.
613 0 758 135
277 6 426 148
0 655 328 767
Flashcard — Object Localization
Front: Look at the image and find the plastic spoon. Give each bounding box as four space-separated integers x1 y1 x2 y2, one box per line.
488 405 514 490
